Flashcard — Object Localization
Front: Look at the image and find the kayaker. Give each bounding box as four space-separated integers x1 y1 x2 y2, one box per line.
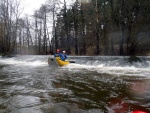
62 51 68 60
54 49 67 61
54 49 61 57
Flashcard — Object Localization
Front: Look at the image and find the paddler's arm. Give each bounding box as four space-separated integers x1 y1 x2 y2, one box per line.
65 55 68 59
59 53 65 61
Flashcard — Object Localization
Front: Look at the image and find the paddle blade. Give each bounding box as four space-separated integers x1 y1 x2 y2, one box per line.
69 61 75 63
132 111 147 113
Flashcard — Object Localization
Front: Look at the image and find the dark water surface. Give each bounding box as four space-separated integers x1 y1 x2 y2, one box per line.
0 55 150 113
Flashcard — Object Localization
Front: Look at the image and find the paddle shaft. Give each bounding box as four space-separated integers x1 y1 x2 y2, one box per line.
69 61 75 63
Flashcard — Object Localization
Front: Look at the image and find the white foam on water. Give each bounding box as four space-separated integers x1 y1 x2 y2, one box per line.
0 57 47 67
64 63 150 78
1 55 150 77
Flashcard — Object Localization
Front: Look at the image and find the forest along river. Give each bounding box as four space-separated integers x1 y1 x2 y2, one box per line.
0 55 150 113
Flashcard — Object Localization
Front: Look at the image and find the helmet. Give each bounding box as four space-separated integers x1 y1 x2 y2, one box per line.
56 49 60 52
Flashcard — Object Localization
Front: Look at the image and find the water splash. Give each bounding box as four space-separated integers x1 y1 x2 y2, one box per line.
1 55 150 77
0 55 47 67
63 56 150 77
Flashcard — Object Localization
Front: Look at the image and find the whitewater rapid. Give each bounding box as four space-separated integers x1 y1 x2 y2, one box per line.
0 55 150 77
0 55 150 113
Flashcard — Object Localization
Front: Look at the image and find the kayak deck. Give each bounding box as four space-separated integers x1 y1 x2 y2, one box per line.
48 57 69 66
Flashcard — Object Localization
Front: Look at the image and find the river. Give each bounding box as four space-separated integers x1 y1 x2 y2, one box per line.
0 55 150 113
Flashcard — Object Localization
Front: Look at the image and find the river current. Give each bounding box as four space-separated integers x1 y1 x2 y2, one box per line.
0 55 150 113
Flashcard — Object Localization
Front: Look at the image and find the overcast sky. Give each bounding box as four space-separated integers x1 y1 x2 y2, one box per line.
21 0 74 16
21 0 47 15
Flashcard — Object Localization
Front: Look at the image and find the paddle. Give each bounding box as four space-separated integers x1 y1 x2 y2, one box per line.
132 111 147 113
69 60 75 63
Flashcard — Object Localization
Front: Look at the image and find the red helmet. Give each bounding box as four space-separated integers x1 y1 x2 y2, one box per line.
56 49 60 52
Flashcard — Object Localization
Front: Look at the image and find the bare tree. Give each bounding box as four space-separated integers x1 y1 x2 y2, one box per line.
0 0 22 55
72 1 79 55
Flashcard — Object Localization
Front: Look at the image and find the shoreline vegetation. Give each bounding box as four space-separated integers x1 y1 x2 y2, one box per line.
1 53 150 57
0 0 149 56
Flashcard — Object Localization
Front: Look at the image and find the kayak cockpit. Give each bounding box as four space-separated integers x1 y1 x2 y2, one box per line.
48 57 69 66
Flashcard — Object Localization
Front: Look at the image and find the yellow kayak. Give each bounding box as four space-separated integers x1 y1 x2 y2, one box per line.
55 57 70 66
48 57 70 66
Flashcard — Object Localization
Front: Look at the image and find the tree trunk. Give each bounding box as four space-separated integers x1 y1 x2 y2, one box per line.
95 0 100 55
110 0 114 55
43 7 47 55
119 0 125 55
72 3 78 55
64 0 71 54
81 3 86 55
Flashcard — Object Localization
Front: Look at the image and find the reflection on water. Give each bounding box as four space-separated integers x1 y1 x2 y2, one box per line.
0 55 150 113
51 71 150 113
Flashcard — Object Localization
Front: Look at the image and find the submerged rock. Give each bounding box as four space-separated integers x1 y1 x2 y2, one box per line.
128 56 143 63
2 54 16 58
48 102 83 113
